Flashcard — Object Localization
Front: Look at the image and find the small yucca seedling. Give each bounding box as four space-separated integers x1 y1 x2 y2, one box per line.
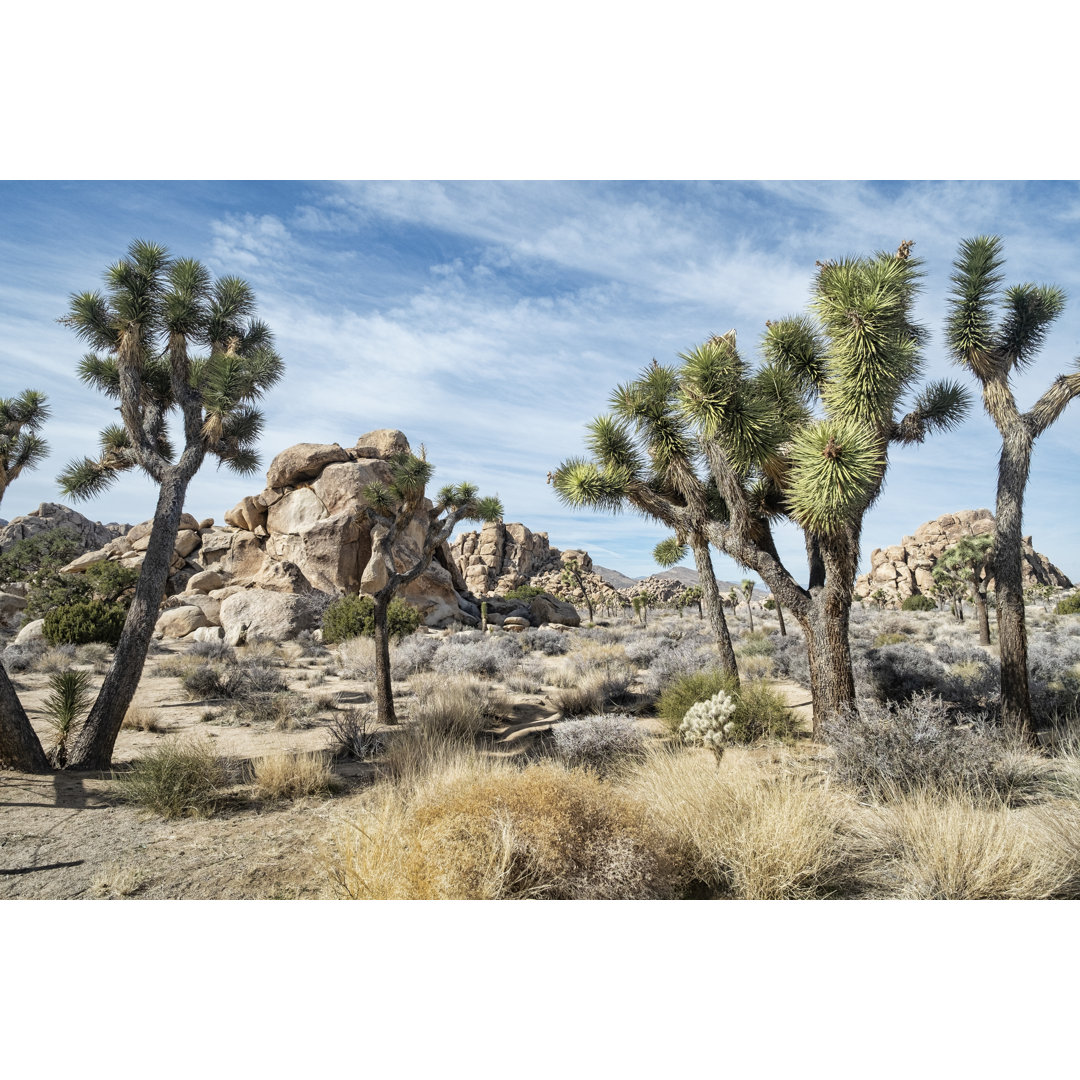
43 669 94 767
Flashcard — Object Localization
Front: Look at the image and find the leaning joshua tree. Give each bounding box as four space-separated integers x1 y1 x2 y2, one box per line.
359 450 503 725
0 388 50 510
945 236 1080 737
52 240 280 771
553 362 740 682
561 243 970 733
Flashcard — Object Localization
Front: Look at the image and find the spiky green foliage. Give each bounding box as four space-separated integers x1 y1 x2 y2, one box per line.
654 536 688 568
0 388 51 507
57 239 282 500
42 669 95 768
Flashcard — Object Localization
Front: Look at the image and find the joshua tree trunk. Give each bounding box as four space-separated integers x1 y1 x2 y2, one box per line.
372 591 396 726
995 429 1035 736
0 666 50 772
745 598 754 634
800 594 856 737
66 468 194 770
690 534 738 685
973 586 991 646
775 600 787 637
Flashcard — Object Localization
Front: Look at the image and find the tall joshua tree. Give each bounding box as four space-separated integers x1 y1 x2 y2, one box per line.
560 243 970 733
359 451 502 725
553 362 739 682
8 240 281 772
945 236 1080 737
741 578 755 633
0 389 50 510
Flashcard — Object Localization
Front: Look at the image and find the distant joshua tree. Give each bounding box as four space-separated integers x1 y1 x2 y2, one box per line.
945 236 1080 737
0 388 50 510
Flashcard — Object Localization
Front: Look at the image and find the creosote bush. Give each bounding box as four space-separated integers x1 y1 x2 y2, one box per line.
551 714 646 775
118 737 226 818
901 594 937 612
1055 592 1080 616
322 594 421 645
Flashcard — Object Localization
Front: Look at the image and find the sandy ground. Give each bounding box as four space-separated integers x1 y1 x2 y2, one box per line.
1 630 814 900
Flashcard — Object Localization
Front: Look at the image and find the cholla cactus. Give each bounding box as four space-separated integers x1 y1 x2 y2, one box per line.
679 690 737 760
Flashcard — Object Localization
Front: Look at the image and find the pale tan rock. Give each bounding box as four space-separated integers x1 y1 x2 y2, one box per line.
0 592 27 624
15 618 45 644
224 496 267 532
198 518 215 530
155 606 211 638
60 549 111 574
312 459 393 517
186 570 224 593
191 625 224 642
529 593 580 627
174 530 200 558
353 429 410 459
265 443 350 489
266 487 328 535
219 589 320 646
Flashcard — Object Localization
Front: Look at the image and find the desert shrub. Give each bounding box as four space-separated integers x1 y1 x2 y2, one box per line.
430 634 521 679
122 705 163 733
409 672 509 740
232 690 312 730
188 638 236 662
678 690 737 757
641 641 714 697
43 599 127 646
335 636 378 681
222 662 288 700
74 641 113 673
119 737 226 818
503 655 548 693
901 594 937 612
623 747 854 899
327 758 686 899
389 634 441 678
0 527 82 586
252 751 339 801
328 708 385 760
822 693 1016 801
739 653 775 680
1055 592 1080 615
1 641 46 674
735 629 775 657
503 585 545 601
873 632 909 648
862 792 1080 899
551 714 646 775
237 638 283 666
934 639 986 665
30 644 78 674
658 670 739 731
860 642 953 703
521 626 571 656
622 632 676 668
658 671 797 744
321 594 421 645
294 629 329 657
769 633 811 688
552 667 634 716
181 664 227 700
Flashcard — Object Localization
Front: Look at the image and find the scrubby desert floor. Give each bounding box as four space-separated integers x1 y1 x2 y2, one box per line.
2 601 1079 900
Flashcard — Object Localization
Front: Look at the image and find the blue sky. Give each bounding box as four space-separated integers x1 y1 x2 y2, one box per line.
2 180 1079 583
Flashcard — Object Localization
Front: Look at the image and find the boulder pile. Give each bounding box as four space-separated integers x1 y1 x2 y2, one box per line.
854 508 1072 606
0 502 129 555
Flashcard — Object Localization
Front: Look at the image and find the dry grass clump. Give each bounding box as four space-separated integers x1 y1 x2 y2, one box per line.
739 654 775 679
409 671 509 739
89 863 147 899
335 635 378 680
622 747 855 899
327 708 384 760
252 751 340 801
118 736 226 819
552 667 634 716
326 755 686 899
31 645 77 674
859 791 1080 899
122 705 164 733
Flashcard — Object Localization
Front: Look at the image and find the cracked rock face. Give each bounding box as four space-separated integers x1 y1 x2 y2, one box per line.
854 508 1072 605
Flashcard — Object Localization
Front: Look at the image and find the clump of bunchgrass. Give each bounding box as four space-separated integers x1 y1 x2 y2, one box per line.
552 666 634 716
118 736 226 818
328 708 384 760
252 751 339 801
121 705 164 733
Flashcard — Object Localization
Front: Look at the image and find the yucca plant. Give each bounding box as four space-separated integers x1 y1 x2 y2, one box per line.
42 670 94 768
945 236 1080 738
358 449 503 724
0 240 283 773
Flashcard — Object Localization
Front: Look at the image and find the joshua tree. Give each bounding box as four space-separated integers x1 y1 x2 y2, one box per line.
0 240 283 773
762 594 787 636
678 584 704 619
359 451 502 725
945 236 1080 736
936 535 994 645
560 556 595 623
551 375 739 680
930 562 967 623
741 579 755 633
0 389 50 510
560 243 969 733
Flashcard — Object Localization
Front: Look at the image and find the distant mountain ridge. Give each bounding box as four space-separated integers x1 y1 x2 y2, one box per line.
594 563 742 594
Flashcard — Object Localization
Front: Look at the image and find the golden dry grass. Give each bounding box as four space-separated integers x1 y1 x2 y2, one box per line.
252 751 339 801
121 705 163 733
621 745 855 899
324 752 687 899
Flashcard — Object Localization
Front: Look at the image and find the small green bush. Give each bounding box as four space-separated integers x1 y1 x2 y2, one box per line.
658 670 797 743
901 594 937 612
119 737 226 818
503 585 545 601
321 594 422 644
43 599 127 646
1056 592 1080 616
873 632 909 648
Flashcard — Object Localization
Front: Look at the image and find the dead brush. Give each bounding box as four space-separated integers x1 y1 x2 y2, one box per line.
324 755 686 899
552 666 634 717
328 708 385 760
251 751 340 801
122 705 164 733
857 787 1080 899
408 671 510 740
620 745 857 899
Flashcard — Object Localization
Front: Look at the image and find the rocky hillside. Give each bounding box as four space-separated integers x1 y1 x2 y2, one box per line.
0 503 129 554
855 508 1072 606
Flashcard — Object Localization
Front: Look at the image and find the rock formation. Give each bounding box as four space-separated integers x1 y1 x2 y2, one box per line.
0 502 129 555
855 508 1072 606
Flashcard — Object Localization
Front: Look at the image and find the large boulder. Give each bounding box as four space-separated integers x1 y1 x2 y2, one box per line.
529 593 581 627
265 443 350 488
155 605 211 639
354 429 411 459
15 618 45 644
219 589 321 646
0 591 27 626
